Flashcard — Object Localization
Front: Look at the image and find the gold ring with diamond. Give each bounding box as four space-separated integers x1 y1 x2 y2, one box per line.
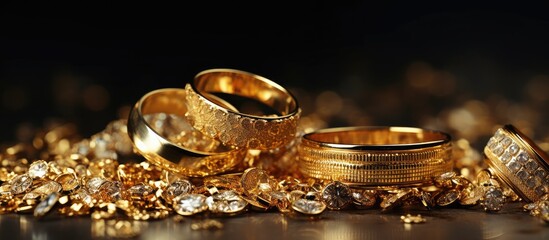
297 126 453 188
184 68 301 150
127 88 245 177
483 124 549 202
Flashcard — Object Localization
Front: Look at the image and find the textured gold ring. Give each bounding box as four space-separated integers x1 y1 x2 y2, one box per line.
184 68 301 150
127 88 245 177
297 126 453 188
483 124 549 202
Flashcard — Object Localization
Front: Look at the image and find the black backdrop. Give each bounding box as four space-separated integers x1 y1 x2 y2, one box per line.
2 2 549 146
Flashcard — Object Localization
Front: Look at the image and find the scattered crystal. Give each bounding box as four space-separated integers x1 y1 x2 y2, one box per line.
28 160 48 179
165 179 192 199
351 189 377 209
34 192 60 218
173 194 208 216
380 189 414 210
481 187 506 212
292 199 326 215
321 181 352 210
436 189 459 206
9 174 33 194
55 173 79 191
24 181 62 200
86 177 107 194
206 190 248 214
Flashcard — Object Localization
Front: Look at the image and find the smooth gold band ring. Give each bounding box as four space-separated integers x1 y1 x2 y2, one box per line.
127 88 245 177
184 68 301 150
483 124 549 202
297 126 453 188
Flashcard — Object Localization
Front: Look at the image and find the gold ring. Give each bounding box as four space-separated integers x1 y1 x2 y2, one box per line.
297 126 453 188
127 88 245 177
184 68 301 150
483 124 549 202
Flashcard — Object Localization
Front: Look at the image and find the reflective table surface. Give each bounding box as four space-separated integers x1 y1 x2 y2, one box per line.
1 203 547 240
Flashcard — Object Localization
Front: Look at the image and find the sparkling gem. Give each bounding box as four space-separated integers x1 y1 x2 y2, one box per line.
34 192 60 218
173 194 208 216
501 137 512 147
525 160 538 172
493 144 504 156
291 199 326 215
509 143 520 155
9 174 33 194
516 170 529 181
501 152 512 164
351 189 377 209
487 138 497 150
24 181 62 200
321 181 352 210
481 187 505 212
163 179 192 202
534 169 547 180
55 173 79 191
128 183 154 199
436 189 459 206
517 152 529 163
507 160 521 173
494 129 505 141
206 190 248 214
525 176 536 188
86 177 107 194
28 160 48 179
380 189 414 210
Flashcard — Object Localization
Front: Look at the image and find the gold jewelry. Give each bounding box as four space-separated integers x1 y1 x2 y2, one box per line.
127 88 245 177
297 126 453 188
483 124 549 202
184 68 301 150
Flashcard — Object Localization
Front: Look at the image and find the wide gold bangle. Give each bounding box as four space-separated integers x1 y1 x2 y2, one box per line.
127 88 245 177
184 68 301 150
297 126 453 188
483 124 549 202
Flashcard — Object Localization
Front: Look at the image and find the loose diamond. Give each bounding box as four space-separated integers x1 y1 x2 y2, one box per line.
206 190 248 214
34 192 60 218
292 199 326 215
28 160 49 179
9 174 33 195
24 181 62 200
436 189 459 206
55 173 79 191
351 189 377 209
86 177 107 194
480 187 505 212
321 181 352 210
173 193 208 216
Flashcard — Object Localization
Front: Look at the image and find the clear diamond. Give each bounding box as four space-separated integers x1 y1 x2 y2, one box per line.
28 160 49 179
34 192 60 218
292 199 326 215
507 160 521 173
173 193 208 216
494 129 505 141
525 160 538 172
509 144 519 155
206 190 248 214
487 137 497 150
321 181 352 210
55 173 79 191
481 187 505 212
86 177 106 194
166 179 192 196
534 169 547 180
517 152 529 163
501 137 512 147
436 189 459 206
128 183 154 198
493 144 504 156
516 170 529 181
9 174 33 194
501 152 511 163
351 190 377 208
27 181 62 197
525 176 536 188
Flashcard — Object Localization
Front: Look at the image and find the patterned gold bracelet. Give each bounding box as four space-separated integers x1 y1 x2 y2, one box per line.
297 126 453 188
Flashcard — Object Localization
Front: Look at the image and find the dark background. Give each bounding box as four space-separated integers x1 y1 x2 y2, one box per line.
2 2 549 149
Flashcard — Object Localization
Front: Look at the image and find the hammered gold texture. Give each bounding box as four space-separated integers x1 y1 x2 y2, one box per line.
483 125 549 202
298 144 453 186
185 84 300 150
